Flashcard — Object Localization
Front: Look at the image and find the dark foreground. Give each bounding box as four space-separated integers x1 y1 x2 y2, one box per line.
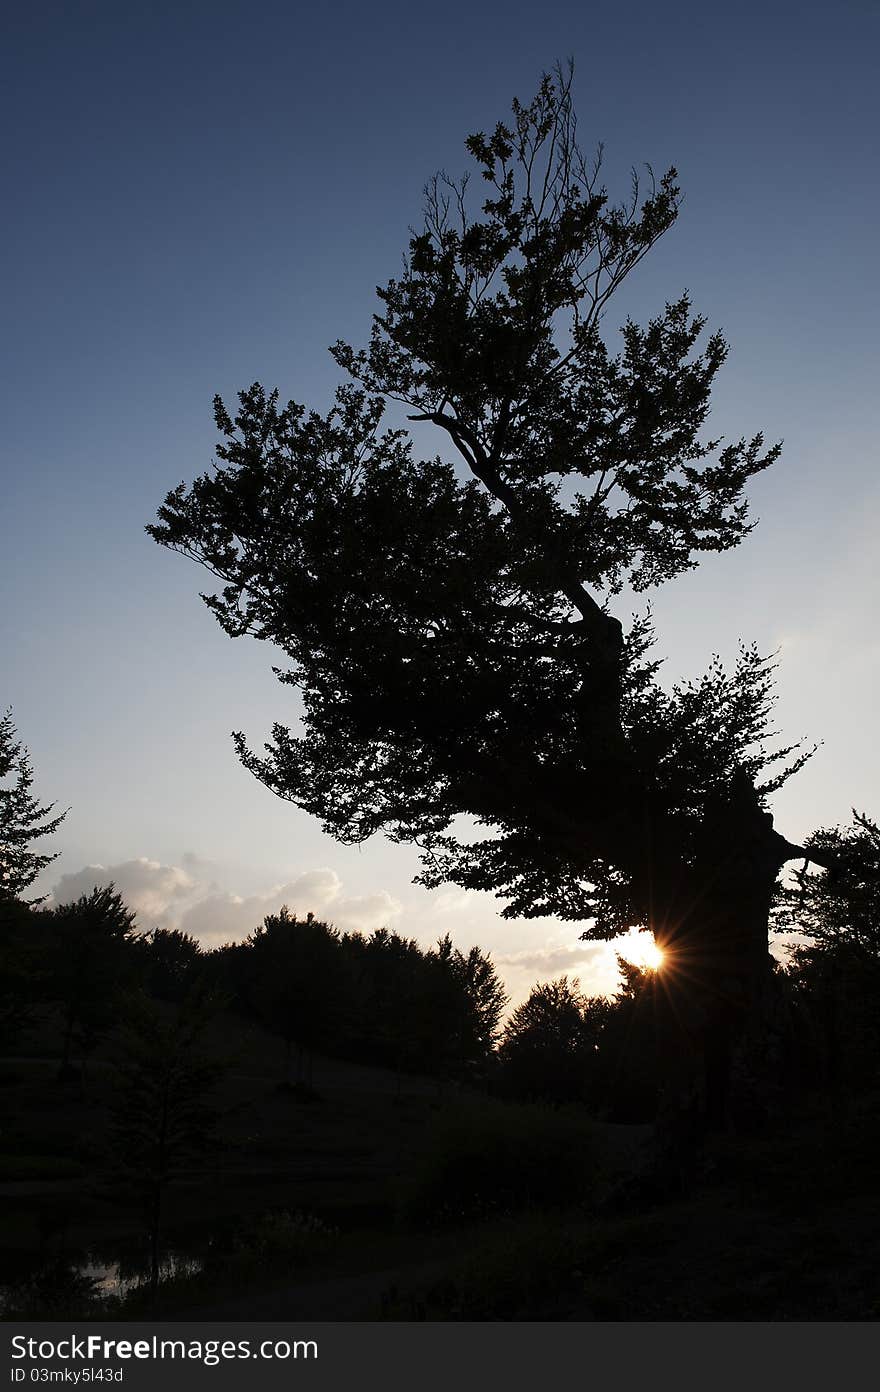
2 1009 878 1321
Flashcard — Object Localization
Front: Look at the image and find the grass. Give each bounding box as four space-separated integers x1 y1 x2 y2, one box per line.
3 1006 880 1320
0 1154 84 1181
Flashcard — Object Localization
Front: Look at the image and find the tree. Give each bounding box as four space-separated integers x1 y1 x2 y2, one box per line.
109 988 225 1304
775 812 880 956
498 976 606 1104
245 908 348 1089
431 934 507 1076
51 884 139 1077
341 926 437 1076
774 813 880 1102
149 66 829 1124
140 926 204 1002
0 895 49 1048
0 709 67 902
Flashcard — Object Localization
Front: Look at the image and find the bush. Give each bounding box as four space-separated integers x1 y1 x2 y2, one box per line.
399 1098 599 1225
206 1209 339 1277
0 1261 107 1320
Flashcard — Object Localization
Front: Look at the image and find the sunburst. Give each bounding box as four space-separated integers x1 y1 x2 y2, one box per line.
616 927 665 971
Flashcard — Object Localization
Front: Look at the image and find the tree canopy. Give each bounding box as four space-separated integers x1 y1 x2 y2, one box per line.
148 66 816 953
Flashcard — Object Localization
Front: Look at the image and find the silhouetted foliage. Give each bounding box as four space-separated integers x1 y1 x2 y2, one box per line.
595 960 664 1121
109 988 226 1302
775 813 880 1102
498 976 606 1104
775 812 880 955
331 927 505 1080
50 884 139 1076
0 895 48 1048
340 927 434 1074
149 65 827 1123
428 934 508 1076
245 909 349 1088
496 965 661 1119
199 937 250 1006
139 926 203 1002
0 709 67 902
401 1097 600 1226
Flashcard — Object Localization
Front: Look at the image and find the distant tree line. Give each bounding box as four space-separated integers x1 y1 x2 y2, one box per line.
201 913 508 1087
0 892 509 1088
2 709 879 1123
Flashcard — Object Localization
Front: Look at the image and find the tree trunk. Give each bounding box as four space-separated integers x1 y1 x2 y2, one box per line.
149 1182 162 1310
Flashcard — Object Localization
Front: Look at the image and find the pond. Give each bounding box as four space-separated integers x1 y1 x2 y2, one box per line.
0 1243 205 1317
77 1250 204 1299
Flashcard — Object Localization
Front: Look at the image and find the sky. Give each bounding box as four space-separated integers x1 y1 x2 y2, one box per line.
3 0 878 1007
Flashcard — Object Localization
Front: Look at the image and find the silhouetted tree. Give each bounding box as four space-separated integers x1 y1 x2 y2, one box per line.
775 813 880 1103
246 909 348 1088
0 895 49 1048
342 927 435 1075
498 976 606 1103
149 65 830 1125
201 939 251 1010
109 988 225 1304
430 935 507 1077
140 926 203 1002
775 812 880 956
597 959 664 1121
0 709 66 902
50 884 138 1077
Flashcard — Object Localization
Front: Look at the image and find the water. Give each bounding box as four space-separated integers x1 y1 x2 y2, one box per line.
78 1251 203 1299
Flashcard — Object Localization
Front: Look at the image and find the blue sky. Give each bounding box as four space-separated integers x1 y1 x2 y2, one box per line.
3 0 878 1003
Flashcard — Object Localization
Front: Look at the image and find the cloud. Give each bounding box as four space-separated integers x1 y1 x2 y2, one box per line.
50 858 401 944
178 873 401 944
495 942 607 974
50 858 196 928
494 936 646 1010
331 890 401 934
424 887 474 918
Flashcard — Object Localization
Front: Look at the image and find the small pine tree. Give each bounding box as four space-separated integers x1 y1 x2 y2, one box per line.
0 709 67 902
109 989 226 1304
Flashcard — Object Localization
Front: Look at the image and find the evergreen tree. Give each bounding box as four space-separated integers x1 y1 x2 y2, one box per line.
498 976 601 1103
0 709 66 902
109 988 225 1303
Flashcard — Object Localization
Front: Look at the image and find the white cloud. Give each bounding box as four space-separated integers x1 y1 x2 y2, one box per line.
50 858 401 944
50 858 196 928
424 887 474 918
495 933 661 1010
331 890 401 934
495 942 606 974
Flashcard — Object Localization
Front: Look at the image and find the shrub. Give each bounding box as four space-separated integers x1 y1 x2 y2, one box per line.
400 1098 599 1226
207 1209 339 1276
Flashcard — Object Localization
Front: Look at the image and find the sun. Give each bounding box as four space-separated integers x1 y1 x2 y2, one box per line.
616 927 665 972
641 940 665 970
